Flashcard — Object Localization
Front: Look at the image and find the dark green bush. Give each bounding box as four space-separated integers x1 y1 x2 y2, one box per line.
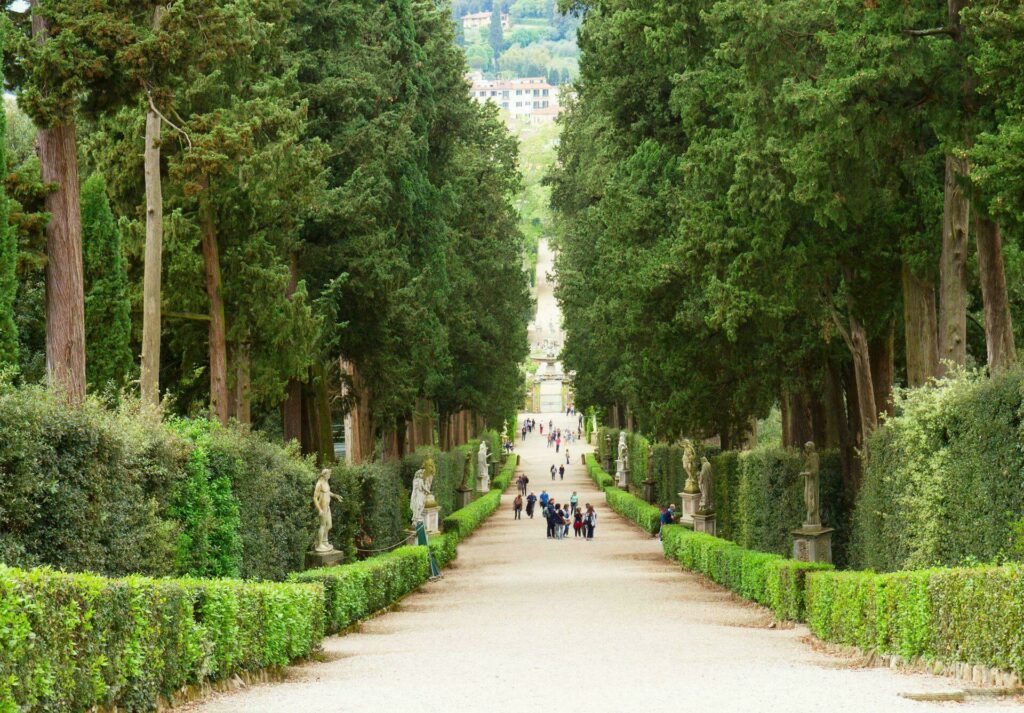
492 453 517 491
805 564 1024 677
584 453 614 489
291 547 429 635
0 564 324 711
343 461 407 556
652 442 687 507
661 525 831 620
711 450 740 541
443 489 501 540
605 487 662 534
851 370 1024 572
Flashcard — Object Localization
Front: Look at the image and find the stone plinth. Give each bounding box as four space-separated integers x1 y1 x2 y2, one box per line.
643 479 655 504
693 511 716 536
615 460 628 489
792 525 834 564
424 504 441 535
305 549 344 570
457 485 474 510
679 490 700 526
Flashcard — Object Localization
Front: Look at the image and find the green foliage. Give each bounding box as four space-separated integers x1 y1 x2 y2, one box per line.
492 453 517 491
851 370 1024 572
806 565 1024 677
662 525 832 621
443 489 502 540
605 487 661 534
584 453 613 490
0 564 324 712
291 547 430 635
0 82 16 370
80 172 133 391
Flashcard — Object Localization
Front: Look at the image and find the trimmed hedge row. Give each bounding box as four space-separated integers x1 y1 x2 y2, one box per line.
805 565 1024 677
605 487 661 534
0 564 323 712
290 547 430 635
584 453 613 489
661 525 832 620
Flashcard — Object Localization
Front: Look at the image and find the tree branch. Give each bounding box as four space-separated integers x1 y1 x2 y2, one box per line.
165 311 210 322
903 26 957 38
146 91 193 149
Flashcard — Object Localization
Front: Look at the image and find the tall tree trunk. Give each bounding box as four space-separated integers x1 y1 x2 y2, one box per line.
312 363 334 465
199 185 228 425
849 314 878 449
32 5 86 404
140 5 166 411
281 255 303 439
233 342 251 425
938 153 970 374
901 262 939 387
869 324 895 419
974 216 1016 372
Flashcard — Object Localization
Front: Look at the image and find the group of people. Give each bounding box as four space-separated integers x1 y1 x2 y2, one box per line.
520 418 538 441
512 488 597 539
546 424 580 454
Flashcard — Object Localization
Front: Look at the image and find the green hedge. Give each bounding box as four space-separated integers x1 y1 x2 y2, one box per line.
805 564 1024 677
661 525 832 620
290 547 429 635
492 453 517 491
605 487 662 534
851 370 1024 572
584 453 614 489
0 564 323 712
443 489 502 540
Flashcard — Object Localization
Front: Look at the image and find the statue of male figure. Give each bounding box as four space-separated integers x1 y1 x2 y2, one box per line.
801 441 821 527
313 468 343 553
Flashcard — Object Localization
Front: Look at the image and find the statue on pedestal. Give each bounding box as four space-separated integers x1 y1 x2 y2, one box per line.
697 457 714 513
618 431 628 469
410 462 434 527
801 441 821 527
682 440 699 493
477 440 491 490
313 468 343 553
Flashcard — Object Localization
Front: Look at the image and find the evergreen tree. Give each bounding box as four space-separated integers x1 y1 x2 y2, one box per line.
80 173 132 390
489 6 504 68
0 76 16 370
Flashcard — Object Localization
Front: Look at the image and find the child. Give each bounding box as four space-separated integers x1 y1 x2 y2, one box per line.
573 510 584 537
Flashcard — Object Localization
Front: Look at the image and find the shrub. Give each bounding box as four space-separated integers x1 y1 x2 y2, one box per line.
492 454 517 491
661 525 831 620
605 487 661 534
652 442 687 508
805 564 1024 677
0 564 323 712
443 489 502 540
851 370 1024 572
584 453 614 489
291 547 429 635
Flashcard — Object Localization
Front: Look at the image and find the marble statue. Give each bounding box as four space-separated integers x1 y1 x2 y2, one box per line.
801 441 821 527
682 440 699 493
698 457 714 513
617 431 628 471
477 440 491 490
313 468 343 553
410 462 434 527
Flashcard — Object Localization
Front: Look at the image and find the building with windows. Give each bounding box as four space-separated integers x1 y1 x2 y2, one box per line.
468 76 561 121
462 11 509 31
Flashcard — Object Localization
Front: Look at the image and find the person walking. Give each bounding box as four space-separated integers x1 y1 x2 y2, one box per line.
521 474 529 496
513 494 523 520
565 449 570 465
569 491 579 515
585 504 597 540
558 464 565 480
539 489 549 509
546 502 558 539
555 436 561 453
573 509 584 537
550 464 556 481
526 492 537 519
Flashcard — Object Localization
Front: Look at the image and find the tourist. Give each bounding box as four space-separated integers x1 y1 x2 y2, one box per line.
585 504 597 539
558 464 565 480
570 490 579 515
546 502 558 538
539 489 549 509
573 509 584 537
550 464 556 480
526 491 537 519
659 505 673 540
520 474 529 496
555 436 561 453
562 508 571 538
565 449 570 465
513 494 523 520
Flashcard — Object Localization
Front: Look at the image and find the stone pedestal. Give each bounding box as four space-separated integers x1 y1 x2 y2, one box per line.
679 490 700 527
457 485 474 510
305 549 344 570
643 479 655 504
615 458 628 489
792 525 834 564
424 504 441 535
693 511 716 537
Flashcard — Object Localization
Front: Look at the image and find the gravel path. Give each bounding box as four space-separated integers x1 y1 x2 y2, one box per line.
185 415 1019 712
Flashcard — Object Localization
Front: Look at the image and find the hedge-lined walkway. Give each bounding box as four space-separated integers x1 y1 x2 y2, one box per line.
186 413 1012 712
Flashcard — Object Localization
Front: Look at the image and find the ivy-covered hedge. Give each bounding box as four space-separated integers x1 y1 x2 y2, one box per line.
805 564 1024 677
851 370 1024 572
290 547 429 635
0 564 324 712
0 386 321 580
662 525 831 620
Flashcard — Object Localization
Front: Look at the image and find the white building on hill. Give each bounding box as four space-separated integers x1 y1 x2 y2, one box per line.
462 11 509 30
468 75 561 123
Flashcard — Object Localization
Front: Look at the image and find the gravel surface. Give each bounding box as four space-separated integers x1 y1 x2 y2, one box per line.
184 415 1020 713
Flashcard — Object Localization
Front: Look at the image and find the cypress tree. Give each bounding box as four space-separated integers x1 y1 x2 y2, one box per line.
80 173 133 391
0 81 17 370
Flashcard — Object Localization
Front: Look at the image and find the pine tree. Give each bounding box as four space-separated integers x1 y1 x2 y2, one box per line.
80 173 133 391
